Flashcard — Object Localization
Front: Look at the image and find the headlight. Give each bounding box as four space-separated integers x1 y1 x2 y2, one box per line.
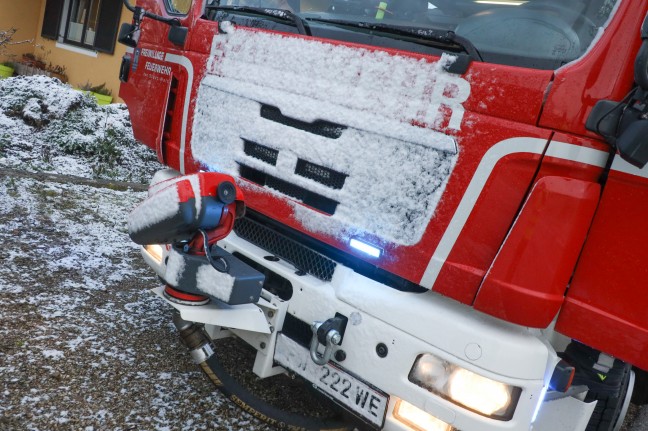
393 400 453 431
409 353 521 420
448 368 511 416
144 244 164 263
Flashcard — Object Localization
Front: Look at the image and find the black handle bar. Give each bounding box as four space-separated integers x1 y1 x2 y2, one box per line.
123 0 182 26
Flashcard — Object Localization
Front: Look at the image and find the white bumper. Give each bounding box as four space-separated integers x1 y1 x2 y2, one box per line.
141 234 595 431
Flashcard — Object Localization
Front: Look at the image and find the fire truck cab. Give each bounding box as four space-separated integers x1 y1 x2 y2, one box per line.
120 0 648 429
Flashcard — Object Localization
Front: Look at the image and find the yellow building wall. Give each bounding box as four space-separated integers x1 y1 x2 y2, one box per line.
33 3 133 102
0 0 41 63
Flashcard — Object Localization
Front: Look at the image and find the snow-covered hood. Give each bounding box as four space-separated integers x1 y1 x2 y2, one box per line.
191 26 467 248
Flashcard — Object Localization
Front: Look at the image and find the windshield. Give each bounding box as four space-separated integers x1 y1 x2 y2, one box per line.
212 0 619 69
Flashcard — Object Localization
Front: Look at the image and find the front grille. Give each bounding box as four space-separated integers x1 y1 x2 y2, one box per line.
260 104 347 139
234 215 337 281
243 139 278 165
239 164 339 215
295 159 347 190
234 210 427 293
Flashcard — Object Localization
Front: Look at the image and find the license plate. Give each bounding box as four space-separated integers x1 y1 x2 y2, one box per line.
274 334 388 428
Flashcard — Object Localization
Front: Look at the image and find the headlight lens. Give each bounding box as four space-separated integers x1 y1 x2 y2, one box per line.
448 368 511 416
144 244 164 263
409 353 521 420
393 400 453 431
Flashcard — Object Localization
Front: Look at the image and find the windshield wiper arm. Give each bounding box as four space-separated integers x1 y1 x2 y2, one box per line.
305 18 482 61
206 5 309 35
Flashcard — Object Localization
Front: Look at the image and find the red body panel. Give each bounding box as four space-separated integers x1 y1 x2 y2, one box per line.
556 163 648 371
474 176 600 328
431 150 547 304
535 133 609 183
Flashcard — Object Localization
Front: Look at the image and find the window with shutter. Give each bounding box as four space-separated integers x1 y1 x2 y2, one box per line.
94 0 123 53
42 0 65 40
41 0 123 54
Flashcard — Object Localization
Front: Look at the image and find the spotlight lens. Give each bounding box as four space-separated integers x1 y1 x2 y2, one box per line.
394 400 453 431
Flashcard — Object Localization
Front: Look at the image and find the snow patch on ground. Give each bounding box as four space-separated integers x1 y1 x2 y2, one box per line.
42 349 65 360
0 178 146 291
0 176 268 431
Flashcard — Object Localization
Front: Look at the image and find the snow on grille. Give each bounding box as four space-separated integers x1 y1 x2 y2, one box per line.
191 26 462 246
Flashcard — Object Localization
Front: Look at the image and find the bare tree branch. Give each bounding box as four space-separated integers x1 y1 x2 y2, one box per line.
0 28 34 58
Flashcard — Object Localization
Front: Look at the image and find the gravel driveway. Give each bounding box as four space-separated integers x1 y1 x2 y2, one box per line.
0 174 273 431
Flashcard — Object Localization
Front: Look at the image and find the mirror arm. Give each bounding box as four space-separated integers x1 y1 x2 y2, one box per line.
123 0 136 12
122 0 183 27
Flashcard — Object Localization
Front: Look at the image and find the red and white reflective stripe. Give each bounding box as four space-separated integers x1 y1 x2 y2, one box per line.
544 142 608 168
419 139 610 289
164 53 194 174
610 152 648 178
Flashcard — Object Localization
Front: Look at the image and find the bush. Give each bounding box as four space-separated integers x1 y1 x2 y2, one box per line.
0 75 160 182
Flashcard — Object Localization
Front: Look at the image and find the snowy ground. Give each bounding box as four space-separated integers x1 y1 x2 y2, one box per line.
0 76 645 431
0 176 273 431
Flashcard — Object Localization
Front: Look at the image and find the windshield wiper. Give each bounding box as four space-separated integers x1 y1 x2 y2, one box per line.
205 5 310 35
304 18 482 61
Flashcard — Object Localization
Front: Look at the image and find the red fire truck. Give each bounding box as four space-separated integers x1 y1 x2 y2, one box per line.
120 0 648 429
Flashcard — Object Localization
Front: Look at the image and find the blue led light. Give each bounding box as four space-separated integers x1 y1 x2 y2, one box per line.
532 386 548 423
350 239 382 258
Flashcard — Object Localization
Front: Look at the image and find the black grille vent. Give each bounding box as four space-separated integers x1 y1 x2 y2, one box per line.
243 140 278 165
234 216 337 281
295 159 347 190
234 210 428 293
239 165 339 215
260 104 347 139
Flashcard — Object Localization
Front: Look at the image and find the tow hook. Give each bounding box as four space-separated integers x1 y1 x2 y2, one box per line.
309 316 347 365
173 311 214 364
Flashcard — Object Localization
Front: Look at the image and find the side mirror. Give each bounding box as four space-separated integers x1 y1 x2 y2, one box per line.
585 100 624 137
617 120 648 168
168 25 188 47
118 23 139 48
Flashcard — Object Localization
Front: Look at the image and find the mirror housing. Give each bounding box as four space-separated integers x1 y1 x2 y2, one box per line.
118 23 139 48
617 120 648 168
168 25 188 47
585 100 624 137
